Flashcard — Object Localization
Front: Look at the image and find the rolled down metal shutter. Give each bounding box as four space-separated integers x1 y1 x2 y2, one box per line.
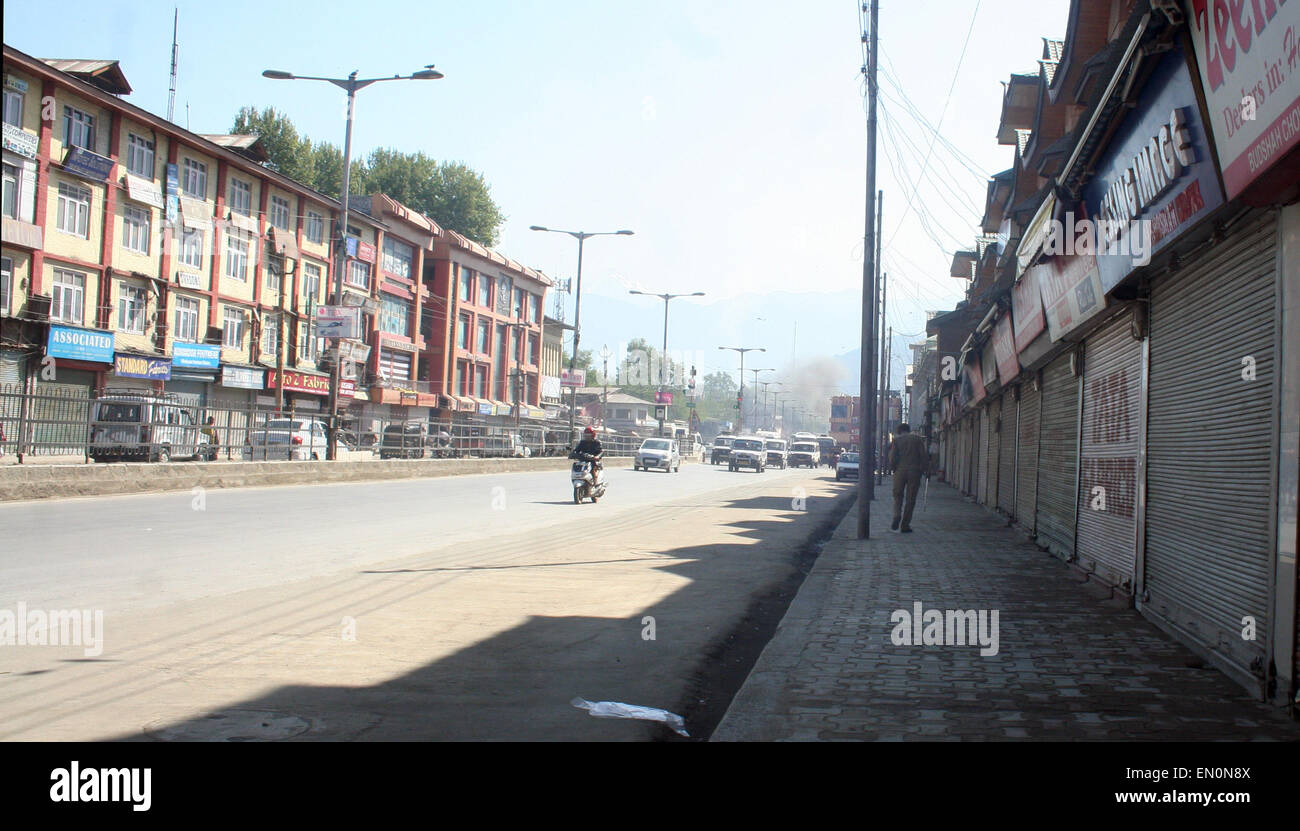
1143 211 1277 690
0 350 22 387
1036 351 1079 559
976 407 990 504
1075 311 1143 592
1016 380 1040 534
998 388 1017 515
985 396 1001 508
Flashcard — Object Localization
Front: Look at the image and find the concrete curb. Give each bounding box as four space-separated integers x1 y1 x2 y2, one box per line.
0 455 661 502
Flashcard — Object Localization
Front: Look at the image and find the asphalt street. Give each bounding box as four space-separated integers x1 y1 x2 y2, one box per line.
0 460 848 740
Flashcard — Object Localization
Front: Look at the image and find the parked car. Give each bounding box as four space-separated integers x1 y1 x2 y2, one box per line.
728 436 767 473
379 422 432 459
788 441 821 468
764 438 788 469
89 391 205 463
474 433 530 458
710 434 734 465
243 418 329 461
836 451 860 481
635 438 681 472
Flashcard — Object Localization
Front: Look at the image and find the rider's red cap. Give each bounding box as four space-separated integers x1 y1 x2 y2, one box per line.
584 426 596 435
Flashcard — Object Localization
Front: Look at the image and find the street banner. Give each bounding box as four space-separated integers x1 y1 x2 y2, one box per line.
315 305 361 339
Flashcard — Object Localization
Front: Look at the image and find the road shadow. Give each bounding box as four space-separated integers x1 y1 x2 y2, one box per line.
104 488 855 742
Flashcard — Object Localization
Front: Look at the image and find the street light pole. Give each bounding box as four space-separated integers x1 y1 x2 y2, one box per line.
747 368 774 432
531 226 633 445
263 64 443 460
719 346 764 434
629 289 704 436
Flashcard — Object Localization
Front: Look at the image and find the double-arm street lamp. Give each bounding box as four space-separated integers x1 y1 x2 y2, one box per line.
530 226 634 444
263 64 444 460
718 346 765 434
629 289 704 436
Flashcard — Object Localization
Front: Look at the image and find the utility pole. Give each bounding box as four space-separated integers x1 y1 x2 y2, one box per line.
857 0 879 539
600 345 611 431
877 269 888 484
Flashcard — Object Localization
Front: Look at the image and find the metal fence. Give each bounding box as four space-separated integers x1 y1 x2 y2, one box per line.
0 384 700 464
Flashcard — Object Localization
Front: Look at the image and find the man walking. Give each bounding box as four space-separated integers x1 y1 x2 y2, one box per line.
888 423 930 533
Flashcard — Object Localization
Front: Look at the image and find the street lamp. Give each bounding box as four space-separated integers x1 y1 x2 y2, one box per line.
759 380 779 430
629 289 704 436
718 346 765 434
530 226 634 445
263 64 444 460
747 368 774 431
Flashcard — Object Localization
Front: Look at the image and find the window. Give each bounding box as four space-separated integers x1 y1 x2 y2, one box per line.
2 88 21 127
379 293 410 336
179 227 204 270
262 314 279 357
302 261 322 304
345 259 370 290
528 334 538 365
478 276 491 307
530 293 541 323
1 257 12 314
459 268 472 303
2 163 15 219
122 205 150 254
117 284 148 334
378 348 412 382
222 307 245 348
514 288 526 319
297 318 316 362
305 211 324 244
270 195 290 230
477 318 490 354
382 237 414 279
266 262 282 293
181 158 207 197
458 314 471 350
228 178 252 216
51 269 85 324
56 181 91 237
63 105 95 150
174 296 199 343
476 365 488 398
225 234 249 282
126 134 154 178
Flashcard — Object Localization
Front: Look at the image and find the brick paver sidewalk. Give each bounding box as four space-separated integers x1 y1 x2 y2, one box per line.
712 478 1300 741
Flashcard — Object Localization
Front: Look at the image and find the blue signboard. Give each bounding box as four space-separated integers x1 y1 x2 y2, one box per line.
47 325 114 363
114 354 172 380
172 342 221 369
478 402 493 415
165 163 179 223
62 146 115 182
1079 44 1225 293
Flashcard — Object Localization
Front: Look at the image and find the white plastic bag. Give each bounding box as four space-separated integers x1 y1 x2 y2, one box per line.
571 697 690 737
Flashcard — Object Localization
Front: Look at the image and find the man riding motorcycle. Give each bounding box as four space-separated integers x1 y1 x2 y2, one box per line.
570 426 604 488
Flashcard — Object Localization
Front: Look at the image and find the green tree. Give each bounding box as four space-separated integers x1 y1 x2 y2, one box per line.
231 107 314 184
563 348 596 377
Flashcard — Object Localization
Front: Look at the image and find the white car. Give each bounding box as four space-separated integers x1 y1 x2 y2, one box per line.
243 418 329 461
635 438 681 472
836 451 860 481
728 436 767 473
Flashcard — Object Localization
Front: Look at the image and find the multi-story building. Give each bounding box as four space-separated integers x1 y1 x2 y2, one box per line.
828 395 859 448
424 230 550 425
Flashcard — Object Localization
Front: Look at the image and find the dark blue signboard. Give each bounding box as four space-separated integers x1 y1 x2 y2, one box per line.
62 146 115 182
114 354 172 380
1079 44 1225 293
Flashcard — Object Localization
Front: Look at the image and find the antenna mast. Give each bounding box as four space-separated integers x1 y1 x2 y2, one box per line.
167 9 178 122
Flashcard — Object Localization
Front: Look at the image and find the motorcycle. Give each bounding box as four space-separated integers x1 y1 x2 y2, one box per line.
569 451 607 504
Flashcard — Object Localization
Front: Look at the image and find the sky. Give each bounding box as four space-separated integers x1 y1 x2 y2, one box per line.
3 0 1071 391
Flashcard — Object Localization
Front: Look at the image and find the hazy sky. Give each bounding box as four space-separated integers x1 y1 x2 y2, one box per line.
4 0 1071 381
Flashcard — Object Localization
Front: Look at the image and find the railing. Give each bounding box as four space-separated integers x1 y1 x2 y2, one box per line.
0 383 693 464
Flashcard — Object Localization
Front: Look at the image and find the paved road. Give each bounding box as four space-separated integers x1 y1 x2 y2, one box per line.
0 461 848 740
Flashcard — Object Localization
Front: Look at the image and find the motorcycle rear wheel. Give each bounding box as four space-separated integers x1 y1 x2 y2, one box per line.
573 486 583 505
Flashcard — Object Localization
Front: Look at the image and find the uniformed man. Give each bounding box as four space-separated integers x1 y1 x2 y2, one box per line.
888 423 931 533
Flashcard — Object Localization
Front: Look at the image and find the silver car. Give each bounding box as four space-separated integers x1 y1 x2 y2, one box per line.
89 392 204 463
243 418 329 461
635 438 681 472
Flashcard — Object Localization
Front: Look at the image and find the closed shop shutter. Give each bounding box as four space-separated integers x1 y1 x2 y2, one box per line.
985 396 1001 507
1036 351 1079 559
1016 380 1041 534
998 388 1018 515
976 408 990 504
32 369 95 456
1076 310 1143 592
1143 211 1277 689
166 380 206 410
0 350 23 388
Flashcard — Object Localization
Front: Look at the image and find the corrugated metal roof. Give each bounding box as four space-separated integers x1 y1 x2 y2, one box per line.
200 134 269 162
41 59 131 94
